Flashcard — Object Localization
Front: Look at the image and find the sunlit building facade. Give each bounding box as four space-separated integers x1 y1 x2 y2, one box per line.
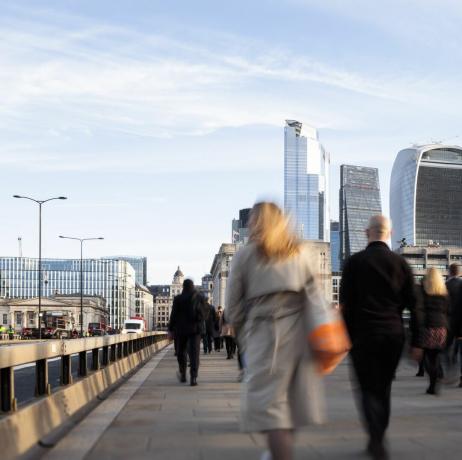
0 257 135 329
340 165 382 266
284 120 330 241
390 145 462 249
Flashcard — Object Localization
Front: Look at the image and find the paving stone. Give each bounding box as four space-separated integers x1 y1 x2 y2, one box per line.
73 347 462 460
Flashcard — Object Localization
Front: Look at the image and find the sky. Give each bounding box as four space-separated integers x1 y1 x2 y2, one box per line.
1 0 461 283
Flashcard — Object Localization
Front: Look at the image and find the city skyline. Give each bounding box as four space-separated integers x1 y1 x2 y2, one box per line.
1 1 462 283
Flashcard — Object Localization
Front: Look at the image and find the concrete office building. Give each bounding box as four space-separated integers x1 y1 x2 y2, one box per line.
339 165 382 266
0 294 108 332
210 244 238 309
0 257 135 329
390 144 462 249
149 267 184 330
396 246 462 282
284 120 330 241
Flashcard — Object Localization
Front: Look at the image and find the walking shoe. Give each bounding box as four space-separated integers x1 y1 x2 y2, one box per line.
190 376 198 386
367 441 389 460
415 371 424 377
177 371 186 383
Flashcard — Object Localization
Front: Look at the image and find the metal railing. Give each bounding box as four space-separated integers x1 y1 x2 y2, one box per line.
0 332 168 413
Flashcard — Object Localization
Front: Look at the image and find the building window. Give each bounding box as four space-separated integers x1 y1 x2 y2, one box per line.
2 314 7 325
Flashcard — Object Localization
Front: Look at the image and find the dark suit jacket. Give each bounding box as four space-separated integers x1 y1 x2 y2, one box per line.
340 241 420 345
446 277 462 336
168 290 203 336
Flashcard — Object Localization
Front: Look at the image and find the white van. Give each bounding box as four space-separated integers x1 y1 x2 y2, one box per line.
122 319 145 334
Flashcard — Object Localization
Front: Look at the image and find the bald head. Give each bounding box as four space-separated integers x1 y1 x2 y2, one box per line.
366 215 392 243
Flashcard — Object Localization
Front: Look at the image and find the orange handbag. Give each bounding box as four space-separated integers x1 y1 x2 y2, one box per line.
304 283 351 375
307 313 351 375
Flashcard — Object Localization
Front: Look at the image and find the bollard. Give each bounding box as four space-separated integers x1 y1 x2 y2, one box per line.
92 348 100 371
102 346 109 366
110 344 117 362
1 366 17 412
79 351 88 377
60 355 72 385
35 359 50 396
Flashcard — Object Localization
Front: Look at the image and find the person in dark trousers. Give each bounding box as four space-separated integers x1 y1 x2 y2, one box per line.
168 279 205 386
340 215 422 460
202 302 215 354
445 263 462 386
213 306 223 351
419 268 449 394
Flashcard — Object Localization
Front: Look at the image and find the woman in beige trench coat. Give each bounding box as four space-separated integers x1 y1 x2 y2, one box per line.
226 202 325 460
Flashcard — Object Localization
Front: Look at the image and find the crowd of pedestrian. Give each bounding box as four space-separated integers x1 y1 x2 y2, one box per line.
168 202 462 460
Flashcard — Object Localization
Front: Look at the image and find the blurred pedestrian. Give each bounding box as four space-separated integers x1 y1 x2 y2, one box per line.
340 215 421 460
445 263 462 386
227 202 325 460
7 325 15 340
202 302 215 354
168 279 206 386
221 314 236 359
213 306 223 351
419 267 449 395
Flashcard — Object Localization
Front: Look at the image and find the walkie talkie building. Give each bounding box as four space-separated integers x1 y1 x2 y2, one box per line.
390 145 462 249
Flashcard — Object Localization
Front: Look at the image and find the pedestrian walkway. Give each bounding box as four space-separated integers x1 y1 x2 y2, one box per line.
46 345 462 459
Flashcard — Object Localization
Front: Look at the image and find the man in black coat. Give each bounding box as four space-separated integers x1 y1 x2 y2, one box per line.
202 302 215 354
445 263 462 386
340 215 422 460
168 279 205 386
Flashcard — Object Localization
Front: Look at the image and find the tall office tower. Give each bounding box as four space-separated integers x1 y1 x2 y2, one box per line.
390 144 462 249
284 120 330 241
339 165 382 266
231 208 251 244
105 256 147 285
330 221 341 272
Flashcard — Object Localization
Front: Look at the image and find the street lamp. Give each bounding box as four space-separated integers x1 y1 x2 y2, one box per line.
13 195 67 339
59 236 104 336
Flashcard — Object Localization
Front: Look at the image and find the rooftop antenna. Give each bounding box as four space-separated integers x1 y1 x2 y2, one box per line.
18 236 23 257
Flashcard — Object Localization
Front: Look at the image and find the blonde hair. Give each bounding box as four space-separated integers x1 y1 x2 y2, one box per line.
423 267 448 296
248 202 300 261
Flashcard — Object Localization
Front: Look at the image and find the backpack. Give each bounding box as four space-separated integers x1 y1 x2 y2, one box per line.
192 293 207 335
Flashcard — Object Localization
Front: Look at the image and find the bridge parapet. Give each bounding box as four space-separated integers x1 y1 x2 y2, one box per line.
0 332 169 458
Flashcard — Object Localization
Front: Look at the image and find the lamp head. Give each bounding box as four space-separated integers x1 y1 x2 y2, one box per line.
58 197 67 200
13 195 22 198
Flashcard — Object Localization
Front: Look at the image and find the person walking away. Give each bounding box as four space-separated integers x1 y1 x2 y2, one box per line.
221 314 236 359
203 302 215 354
227 202 325 460
340 215 422 460
419 267 449 395
213 306 223 351
7 325 15 340
168 279 205 386
445 263 462 386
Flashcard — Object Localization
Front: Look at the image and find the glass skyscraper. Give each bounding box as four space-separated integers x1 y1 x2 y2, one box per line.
339 165 382 265
0 257 135 328
105 256 147 285
284 120 330 241
330 221 341 272
390 145 462 249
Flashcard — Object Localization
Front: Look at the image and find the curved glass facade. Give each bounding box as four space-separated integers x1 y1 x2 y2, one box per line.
390 145 462 249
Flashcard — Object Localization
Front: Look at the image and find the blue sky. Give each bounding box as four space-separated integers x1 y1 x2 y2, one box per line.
1 1 461 283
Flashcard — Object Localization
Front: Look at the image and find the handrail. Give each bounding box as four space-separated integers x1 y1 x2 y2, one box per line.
0 332 165 369
0 332 168 413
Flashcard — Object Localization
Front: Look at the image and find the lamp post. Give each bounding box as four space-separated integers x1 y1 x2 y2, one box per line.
13 195 67 340
59 236 104 337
